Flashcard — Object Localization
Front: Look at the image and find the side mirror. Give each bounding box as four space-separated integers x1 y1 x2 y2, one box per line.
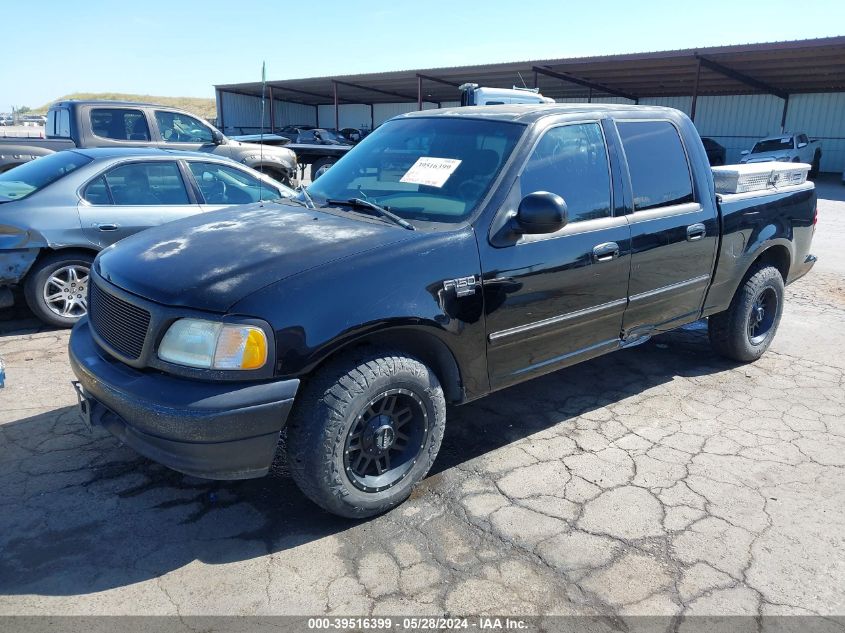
741 149 750 156
515 191 568 234
798 141 808 148
211 129 225 145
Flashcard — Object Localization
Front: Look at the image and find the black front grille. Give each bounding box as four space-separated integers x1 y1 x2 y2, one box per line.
89 282 151 360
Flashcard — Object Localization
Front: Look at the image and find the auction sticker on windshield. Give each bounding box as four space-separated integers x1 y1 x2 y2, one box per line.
400 157 462 188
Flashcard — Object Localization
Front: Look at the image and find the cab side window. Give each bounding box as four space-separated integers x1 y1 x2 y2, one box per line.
617 121 694 211
90 108 150 141
104 162 190 205
188 162 280 204
520 122 612 224
156 111 213 143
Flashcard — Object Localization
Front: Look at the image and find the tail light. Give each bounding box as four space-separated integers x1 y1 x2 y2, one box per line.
813 201 818 231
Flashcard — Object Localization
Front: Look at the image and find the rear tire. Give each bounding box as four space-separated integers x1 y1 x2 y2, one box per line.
809 151 821 179
286 350 446 518
23 251 94 328
708 264 784 362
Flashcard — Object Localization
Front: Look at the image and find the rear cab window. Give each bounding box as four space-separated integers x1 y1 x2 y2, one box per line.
617 120 694 211
90 108 151 142
47 109 71 138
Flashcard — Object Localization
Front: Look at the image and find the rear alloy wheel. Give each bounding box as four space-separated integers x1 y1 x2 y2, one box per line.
708 264 784 362
24 252 94 328
286 351 446 518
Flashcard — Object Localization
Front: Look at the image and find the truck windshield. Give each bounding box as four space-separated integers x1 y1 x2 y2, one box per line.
752 137 794 153
306 117 524 223
0 152 92 202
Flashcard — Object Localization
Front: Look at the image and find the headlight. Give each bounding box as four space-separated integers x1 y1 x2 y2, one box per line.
777 156 792 162
158 319 268 370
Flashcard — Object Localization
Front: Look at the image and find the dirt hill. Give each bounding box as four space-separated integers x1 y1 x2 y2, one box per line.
35 93 217 120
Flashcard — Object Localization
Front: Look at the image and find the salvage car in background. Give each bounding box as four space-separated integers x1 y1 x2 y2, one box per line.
700 137 726 166
68 104 816 518
231 127 354 181
0 100 298 185
0 148 292 326
741 132 822 177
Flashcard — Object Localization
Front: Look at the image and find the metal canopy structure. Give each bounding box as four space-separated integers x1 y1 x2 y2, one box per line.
217 37 845 115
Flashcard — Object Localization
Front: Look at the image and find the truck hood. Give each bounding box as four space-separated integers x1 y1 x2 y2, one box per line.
95 202 416 312
741 151 789 163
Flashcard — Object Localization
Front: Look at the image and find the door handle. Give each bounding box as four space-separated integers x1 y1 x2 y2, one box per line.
592 242 620 262
686 223 706 241
95 223 119 231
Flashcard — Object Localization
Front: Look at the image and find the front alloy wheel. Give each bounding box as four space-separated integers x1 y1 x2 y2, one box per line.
43 264 89 319
344 388 428 493
287 351 446 518
24 252 95 328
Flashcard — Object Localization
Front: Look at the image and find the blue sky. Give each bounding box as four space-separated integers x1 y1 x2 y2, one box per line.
2 0 843 108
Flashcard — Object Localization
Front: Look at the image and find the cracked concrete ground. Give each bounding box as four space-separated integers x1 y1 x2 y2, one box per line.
0 180 843 624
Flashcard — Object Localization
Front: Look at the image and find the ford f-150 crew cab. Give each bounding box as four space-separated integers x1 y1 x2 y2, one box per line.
0 100 298 184
69 104 817 518
740 132 822 177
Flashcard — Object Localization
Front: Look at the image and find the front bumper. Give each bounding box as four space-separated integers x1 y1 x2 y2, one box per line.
69 319 299 479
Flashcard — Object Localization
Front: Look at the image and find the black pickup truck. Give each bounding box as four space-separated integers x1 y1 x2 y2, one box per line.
69 104 816 518
0 100 297 184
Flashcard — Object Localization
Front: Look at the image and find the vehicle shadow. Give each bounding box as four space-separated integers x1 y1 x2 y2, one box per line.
0 322 734 597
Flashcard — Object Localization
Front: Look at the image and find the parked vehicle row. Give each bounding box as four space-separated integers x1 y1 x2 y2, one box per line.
68 103 816 519
0 100 298 185
0 148 292 325
231 126 355 180
740 131 822 177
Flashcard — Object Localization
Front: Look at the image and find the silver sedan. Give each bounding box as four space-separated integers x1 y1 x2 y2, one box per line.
0 147 293 327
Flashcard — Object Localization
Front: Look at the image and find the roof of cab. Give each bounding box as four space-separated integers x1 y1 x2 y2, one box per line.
51 100 171 109
397 103 684 124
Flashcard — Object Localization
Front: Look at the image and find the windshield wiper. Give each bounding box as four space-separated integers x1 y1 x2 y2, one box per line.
296 184 315 209
326 198 415 231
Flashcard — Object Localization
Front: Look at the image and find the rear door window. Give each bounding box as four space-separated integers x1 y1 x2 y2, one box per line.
103 162 189 205
520 122 612 224
90 108 151 141
617 121 694 211
83 176 112 205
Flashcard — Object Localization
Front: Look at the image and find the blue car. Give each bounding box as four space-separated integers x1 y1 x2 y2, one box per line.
0 147 293 327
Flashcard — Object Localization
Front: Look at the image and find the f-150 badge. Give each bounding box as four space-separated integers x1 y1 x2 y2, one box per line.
444 276 479 297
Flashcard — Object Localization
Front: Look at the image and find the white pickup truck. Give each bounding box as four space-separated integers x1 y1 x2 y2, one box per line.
740 132 822 177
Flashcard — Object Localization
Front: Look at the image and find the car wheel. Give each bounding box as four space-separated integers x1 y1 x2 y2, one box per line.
708 264 784 362
23 251 94 328
310 157 336 181
286 350 446 518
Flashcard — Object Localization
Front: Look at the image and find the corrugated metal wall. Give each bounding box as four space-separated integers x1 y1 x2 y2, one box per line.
785 93 845 172
218 89 845 172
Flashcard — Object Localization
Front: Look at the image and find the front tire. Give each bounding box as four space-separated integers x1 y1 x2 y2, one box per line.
286 351 446 518
708 264 784 362
310 157 336 181
23 251 94 328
